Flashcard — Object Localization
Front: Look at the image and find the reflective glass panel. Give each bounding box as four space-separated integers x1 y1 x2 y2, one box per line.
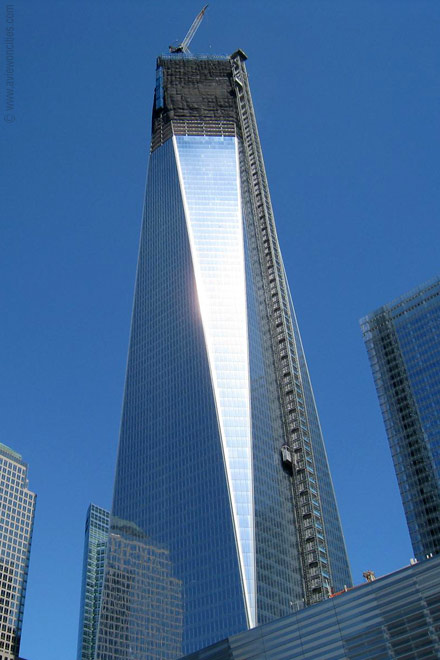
175 135 255 625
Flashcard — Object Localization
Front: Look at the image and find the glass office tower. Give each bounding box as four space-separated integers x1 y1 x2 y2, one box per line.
0 443 36 660
96 51 351 659
77 504 110 660
361 277 440 561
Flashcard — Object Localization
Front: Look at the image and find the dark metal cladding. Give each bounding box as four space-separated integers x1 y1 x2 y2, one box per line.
151 56 240 151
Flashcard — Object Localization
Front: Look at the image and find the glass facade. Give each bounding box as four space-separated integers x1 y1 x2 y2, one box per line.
175 134 255 623
96 519 183 660
0 443 36 660
96 52 351 659
286 292 352 591
181 555 440 660
77 504 110 660
361 278 440 560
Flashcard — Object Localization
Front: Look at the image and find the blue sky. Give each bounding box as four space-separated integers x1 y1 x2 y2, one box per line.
1 1 439 657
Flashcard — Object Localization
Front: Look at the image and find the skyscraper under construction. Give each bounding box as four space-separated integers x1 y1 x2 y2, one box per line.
95 47 351 659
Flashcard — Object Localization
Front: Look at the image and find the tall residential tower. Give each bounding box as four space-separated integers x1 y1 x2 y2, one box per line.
96 50 351 659
361 277 440 561
0 443 36 660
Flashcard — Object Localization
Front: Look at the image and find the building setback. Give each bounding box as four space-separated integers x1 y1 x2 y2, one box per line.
181 556 440 660
0 444 36 660
95 50 351 659
77 504 110 660
361 278 440 560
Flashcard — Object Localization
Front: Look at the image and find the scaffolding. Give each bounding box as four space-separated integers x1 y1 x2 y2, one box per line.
231 50 332 606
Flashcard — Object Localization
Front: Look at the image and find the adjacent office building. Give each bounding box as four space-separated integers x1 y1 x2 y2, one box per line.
77 504 110 660
361 277 440 561
96 50 351 658
0 443 36 660
97 518 183 660
181 555 440 660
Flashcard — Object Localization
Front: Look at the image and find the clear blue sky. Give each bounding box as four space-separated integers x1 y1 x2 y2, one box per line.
1 1 439 657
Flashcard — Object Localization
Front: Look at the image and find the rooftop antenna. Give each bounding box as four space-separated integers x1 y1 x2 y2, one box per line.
169 5 208 54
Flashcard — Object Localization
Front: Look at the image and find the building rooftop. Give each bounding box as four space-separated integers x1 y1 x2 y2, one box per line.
0 442 27 467
180 556 440 660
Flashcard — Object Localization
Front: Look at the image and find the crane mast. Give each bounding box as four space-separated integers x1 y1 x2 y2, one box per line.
169 5 208 54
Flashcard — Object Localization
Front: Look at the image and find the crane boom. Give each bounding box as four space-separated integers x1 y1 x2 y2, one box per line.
169 5 208 54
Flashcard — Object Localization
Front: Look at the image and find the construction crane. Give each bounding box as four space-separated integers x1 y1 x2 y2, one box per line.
169 5 208 54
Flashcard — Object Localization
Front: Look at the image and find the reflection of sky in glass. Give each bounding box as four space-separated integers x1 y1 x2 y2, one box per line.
174 135 255 626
